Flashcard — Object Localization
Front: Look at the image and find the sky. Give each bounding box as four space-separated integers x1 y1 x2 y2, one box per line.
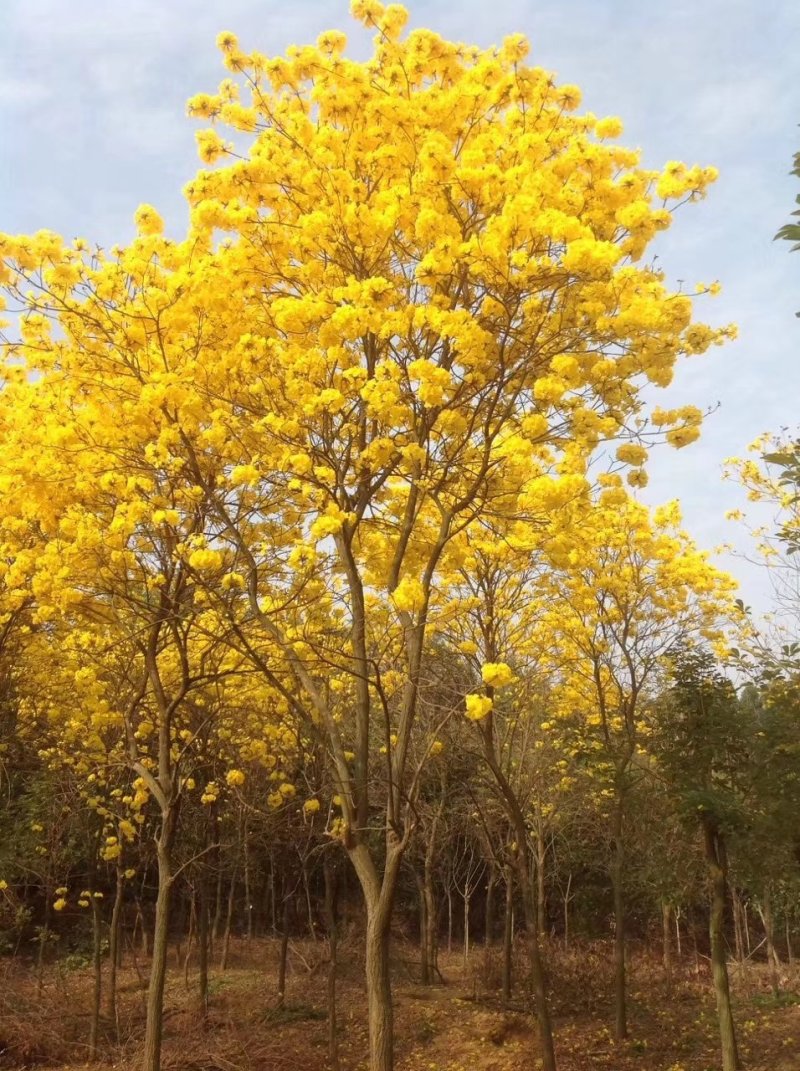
1 0 798 618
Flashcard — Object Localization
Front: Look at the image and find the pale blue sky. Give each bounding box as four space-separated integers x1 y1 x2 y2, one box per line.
1 0 798 615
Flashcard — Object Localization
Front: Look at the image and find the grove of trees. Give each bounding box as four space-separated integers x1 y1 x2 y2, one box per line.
1 6 798 1071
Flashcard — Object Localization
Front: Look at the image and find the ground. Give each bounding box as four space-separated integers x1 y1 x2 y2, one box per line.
1 937 798 1071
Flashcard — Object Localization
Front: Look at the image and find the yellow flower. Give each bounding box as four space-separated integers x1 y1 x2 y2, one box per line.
391 576 425 614
465 694 493 721
188 548 223 571
229 464 260 487
615 443 648 467
226 768 246 787
595 116 623 139
201 781 220 805
53 897 67 911
216 30 239 52
481 662 516 689
303 798 321 815
152 508 180 526
134 204 164 237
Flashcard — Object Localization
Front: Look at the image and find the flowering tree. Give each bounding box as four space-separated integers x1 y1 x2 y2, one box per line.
0 4 734 1069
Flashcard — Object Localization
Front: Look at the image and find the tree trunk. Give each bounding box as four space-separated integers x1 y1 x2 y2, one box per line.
302 856 317 941
416 869 430 985
786 916 794 966
212 865 224 943
142 823 175 1071
323 853 340 1071
243 823 253 941
348 840 402 1071
182 893 196 990
611 792 627 1041
198 873 210 1018
463 881 471 967
517 858 556 1070
136 900 150 957
35 900 51 999
88 895 103 1061
277 896 290 1008
269 853 277 936
478 722 557 1071
220 867 237 972
562 874 572 953
447 886 453 953
502 866 513 1004
423 866 438 981
105 865 125 1031
759 888 780 996
485 867 496 947
732 889 744 964
364 909 393 1071
703 820 740 1071
536 826 547 939
662 901 673 980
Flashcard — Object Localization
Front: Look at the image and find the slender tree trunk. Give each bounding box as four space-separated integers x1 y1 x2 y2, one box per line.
182 893 197 990
463 881 471 967
562 874 572 952
536 826 547 939
323 853 340 1071
662 901 673 980
198 874 209 1018
759 888 780 995
416 869 430 985
514 852 556 1071
36 899 51 999
611 792 627 1041
502 866 513 1004
142 818 176 1071
302 856 317 941
485 867 496 947
277 896 290 1008
269 853 277 936
243 822 253 941
136 900 150 957
447 886 453 953
220 867 237 972
88 895 103 1061
675 908 682 960
127 924 148 1012
703 820 740 1071
743 901 751 957
106 865 125 1031
732 889 744 964
423 866 438 981
212 866 224 943
785 916 794 966
478 720 557 1070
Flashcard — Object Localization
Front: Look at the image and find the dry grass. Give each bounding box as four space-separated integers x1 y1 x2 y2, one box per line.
1 938 798 1071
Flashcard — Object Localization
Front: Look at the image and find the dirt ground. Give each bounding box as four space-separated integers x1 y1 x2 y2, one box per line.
1 938 798 1071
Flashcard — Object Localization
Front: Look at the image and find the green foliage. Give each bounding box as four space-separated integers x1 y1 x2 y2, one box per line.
656 647 749 834
775 148 800 252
